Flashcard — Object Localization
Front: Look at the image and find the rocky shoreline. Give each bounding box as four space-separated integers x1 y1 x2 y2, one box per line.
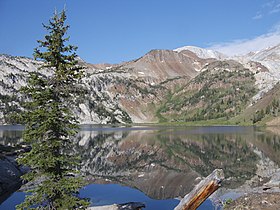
0 155 26 204
211 144 280 209
224 192 280 209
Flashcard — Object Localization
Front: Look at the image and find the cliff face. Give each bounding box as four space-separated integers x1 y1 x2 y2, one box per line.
0 54 132 124
1 44 280 124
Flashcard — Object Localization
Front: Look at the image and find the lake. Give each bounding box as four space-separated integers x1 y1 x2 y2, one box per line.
1 125 280 209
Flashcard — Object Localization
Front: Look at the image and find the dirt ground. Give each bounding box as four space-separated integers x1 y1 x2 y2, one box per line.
224 192 280 210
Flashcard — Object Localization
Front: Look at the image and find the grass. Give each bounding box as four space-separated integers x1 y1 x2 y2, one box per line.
129 117 253 127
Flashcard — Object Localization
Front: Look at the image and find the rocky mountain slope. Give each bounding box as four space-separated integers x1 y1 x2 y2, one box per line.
157 60 257 122
0 43 280 124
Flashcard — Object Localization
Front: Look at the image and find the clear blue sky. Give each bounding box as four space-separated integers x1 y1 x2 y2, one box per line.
0 0 280 64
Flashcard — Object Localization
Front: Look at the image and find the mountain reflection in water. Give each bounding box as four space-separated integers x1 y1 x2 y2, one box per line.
75 126 260 199
1 125 280 203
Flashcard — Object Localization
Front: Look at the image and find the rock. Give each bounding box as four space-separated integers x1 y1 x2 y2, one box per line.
118 202 145 210
261 200 268 205
88 204 119 210
224 193 280 210
88 202 145 210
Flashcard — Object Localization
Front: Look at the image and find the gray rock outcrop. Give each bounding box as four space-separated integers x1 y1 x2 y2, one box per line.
0 156 26 204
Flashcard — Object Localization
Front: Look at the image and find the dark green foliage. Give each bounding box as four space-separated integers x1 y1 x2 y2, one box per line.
0 93 23 124
253 109 265 123
253 98 280 124
16 10 89 209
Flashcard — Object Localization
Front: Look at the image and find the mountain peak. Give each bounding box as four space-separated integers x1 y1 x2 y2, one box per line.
174 46 227 60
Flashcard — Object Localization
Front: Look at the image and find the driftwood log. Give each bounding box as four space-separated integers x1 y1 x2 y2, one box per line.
174 169 224 210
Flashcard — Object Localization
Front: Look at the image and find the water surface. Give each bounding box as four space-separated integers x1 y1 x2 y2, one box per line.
1 125 280 209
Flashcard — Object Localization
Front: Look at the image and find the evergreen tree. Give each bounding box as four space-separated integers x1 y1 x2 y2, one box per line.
17 10 89 210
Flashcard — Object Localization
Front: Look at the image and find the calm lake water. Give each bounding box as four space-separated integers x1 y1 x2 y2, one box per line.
1 125 280 209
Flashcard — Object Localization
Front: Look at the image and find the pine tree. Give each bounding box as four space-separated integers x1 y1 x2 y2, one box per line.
16 10 89 210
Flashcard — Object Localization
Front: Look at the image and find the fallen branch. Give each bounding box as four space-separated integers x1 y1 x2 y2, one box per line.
174 169 224 210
